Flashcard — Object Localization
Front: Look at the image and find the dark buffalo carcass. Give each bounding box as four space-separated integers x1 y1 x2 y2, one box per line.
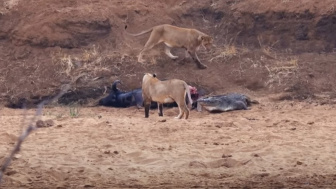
99 80 143 108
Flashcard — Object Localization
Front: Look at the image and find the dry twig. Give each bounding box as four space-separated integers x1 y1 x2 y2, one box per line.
0 84 71 184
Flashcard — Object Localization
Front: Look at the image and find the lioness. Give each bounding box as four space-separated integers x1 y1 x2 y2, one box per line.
125 24 213 69
142 73 193 119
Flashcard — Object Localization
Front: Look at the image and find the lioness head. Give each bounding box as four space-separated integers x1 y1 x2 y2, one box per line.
144 73 156 78
199 35 214 50
143 73 158 84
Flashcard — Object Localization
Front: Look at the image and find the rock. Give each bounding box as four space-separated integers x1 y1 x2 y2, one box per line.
36 119 54 128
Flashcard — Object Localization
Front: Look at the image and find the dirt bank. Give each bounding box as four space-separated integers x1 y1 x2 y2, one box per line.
0 0 336 107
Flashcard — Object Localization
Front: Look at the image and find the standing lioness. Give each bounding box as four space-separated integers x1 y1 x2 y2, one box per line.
142 73 192 119
125 24 213 69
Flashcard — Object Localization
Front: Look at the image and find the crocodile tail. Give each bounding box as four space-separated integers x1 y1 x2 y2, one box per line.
246 96 259 106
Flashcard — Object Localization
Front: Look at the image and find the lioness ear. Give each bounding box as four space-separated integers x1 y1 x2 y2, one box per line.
153 73 157 78
198 36 204 41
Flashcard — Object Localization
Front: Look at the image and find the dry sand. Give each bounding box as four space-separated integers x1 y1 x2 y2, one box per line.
1 99 336 188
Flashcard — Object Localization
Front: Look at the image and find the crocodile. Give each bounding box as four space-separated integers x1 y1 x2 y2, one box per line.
196 93 258 112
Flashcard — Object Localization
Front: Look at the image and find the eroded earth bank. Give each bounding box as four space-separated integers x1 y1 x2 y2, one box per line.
1 0 336 188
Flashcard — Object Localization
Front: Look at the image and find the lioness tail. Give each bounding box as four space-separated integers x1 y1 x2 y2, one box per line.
124 25 153 37
186 84 193 107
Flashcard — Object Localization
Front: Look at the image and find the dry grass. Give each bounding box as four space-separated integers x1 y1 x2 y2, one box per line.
60 55 74 76
255 35 299 87
1 0 20 14
209 45 238 62
81 45 99 62
52 45 112 79
258 35 279 59
262 46 277 59
49 45 136 92
69 104 81 118
4 0 20 9
208 39 300 89
265 57 299 87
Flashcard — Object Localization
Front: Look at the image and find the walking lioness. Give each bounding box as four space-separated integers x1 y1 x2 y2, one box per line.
142 73 192 119
125 24 213 69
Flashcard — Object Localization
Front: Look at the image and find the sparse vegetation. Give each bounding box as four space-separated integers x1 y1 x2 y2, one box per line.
51 44 123 81
60 55 75 76
209 45 238 62
265 57 299 87
69 105 80 118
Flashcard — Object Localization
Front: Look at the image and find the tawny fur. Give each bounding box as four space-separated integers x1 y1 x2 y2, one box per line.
125 24 213 69
142 73 193 119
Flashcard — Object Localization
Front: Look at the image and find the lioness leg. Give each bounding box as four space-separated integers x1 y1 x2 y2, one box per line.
174 104 186 119
158 103 163 116
164 46 178 60
144 102 151 118
184 106 190 119
188 50 207 69
175 107 184 119
138 33 161 63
